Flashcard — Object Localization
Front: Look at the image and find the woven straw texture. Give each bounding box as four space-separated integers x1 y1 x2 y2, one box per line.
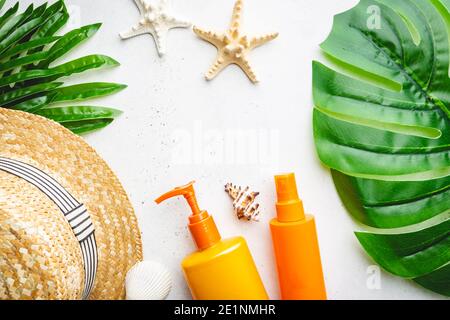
0 108 142 300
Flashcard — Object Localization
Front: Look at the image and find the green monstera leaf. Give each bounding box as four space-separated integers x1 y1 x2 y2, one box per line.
313 0 450 296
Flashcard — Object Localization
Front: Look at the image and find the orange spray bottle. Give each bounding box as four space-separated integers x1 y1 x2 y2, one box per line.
270 173 327 300
155 181 268 300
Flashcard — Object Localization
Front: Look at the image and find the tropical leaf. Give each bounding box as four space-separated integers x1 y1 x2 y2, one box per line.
0 4 34 41
0 35 59 59
0 1 125 134
60 118 114 135
313 0 450 296
36 106 121 134
0 81 62 106
0 51 48 72
0 55 120 88
0 3 18 28
35 105 122 122
45 82 127 104
38 23 102 68
0 17 44 53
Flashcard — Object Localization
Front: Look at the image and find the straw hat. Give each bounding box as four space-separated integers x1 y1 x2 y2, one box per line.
0 108 143 300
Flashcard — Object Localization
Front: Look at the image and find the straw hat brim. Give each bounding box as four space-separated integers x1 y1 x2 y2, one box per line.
0 108 142 300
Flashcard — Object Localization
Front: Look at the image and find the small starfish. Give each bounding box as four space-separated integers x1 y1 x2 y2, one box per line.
193 0 278 83
120 0 191 56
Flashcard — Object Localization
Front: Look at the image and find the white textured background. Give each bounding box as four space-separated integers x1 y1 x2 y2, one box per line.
8 0 446 299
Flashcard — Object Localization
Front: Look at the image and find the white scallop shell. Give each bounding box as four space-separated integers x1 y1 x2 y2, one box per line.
125 261 172 300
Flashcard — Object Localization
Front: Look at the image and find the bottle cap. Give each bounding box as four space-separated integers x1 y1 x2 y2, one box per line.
155 181 221 250
274 173 305 222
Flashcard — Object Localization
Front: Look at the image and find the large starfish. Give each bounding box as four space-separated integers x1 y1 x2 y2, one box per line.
193 0 278 83
120 0 191 56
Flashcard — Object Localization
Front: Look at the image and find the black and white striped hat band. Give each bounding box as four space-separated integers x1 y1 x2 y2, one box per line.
0 157 98 299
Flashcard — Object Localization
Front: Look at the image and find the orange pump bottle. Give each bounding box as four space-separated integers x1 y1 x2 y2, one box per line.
270 173 327 300
155 181 268 300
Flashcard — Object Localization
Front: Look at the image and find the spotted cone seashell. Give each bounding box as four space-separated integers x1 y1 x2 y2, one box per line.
126 261 172 300
225 182 261 221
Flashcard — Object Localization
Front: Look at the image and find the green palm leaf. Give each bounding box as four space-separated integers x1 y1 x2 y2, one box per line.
0 0 125 134
313 0 450 296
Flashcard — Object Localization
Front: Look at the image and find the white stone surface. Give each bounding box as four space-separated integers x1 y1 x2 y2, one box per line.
7 0 446 300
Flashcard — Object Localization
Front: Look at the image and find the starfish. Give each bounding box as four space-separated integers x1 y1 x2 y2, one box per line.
193 0 278 83
120 0 191 57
